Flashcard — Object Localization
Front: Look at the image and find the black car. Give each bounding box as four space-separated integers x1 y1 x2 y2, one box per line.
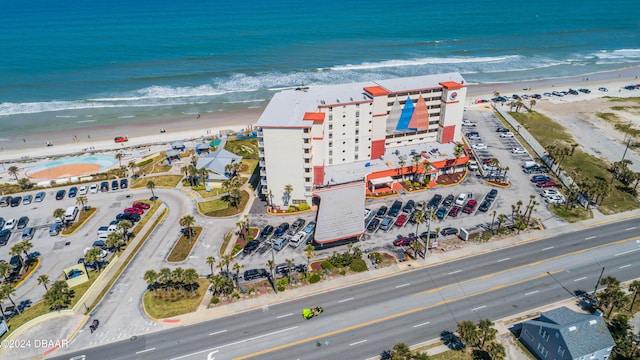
100 181 109 192
259 225 274 239
440 227 459 236
0 229 10 246
275 263 293 276
68 186 78 198
478 200 491 212
111 180 119 190
402 200 415 213
367 218 380 232
273 223 289 237
486 189 498 200
0 217 4 229
10 196 22 207
116 213 140 222
375 206 388 217
496 127 509 133
92 240 111 251
218 270 238 281
243 268 268 281
120 178 128 189
419 231 437 240
17 216 29 229
388 200 403 217
55 189 66 200
427 194 443 210
243 239 260 254
442 194 455 207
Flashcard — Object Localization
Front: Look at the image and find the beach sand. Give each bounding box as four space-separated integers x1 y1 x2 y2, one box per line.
0 67 638 165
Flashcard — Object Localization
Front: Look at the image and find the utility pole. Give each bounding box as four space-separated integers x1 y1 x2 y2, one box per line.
270 240 277 294
423 207 434 259
593 266 605 299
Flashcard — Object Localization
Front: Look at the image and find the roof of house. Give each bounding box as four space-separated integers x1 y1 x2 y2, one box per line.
165 149 181 158
196 148 242 179
171 140 185 148
195 143 210 150
524 307 615 358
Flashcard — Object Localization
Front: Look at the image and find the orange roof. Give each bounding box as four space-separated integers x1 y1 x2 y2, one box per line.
439 81 463 90
303 112 325 123
364 85 390 97
430 155 470 169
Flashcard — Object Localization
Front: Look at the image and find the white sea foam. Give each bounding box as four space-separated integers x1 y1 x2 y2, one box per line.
325 55 516 71
77 119 97 123
55 115 77 118
117 115 135 118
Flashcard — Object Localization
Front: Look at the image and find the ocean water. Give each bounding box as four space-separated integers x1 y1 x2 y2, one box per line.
0 0 639 139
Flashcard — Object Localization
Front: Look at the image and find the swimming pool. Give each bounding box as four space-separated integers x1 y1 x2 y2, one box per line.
26 155 117 177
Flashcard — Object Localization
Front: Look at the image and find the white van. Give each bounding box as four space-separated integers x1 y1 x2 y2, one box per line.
289 231 307 248
272 236 289 251
65 206 79 222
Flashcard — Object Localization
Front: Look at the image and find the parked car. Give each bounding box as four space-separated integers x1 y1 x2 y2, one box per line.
17 216 29 229
598 87 608 92
442 194 455 207
243 240 261 255
427 194 443 210
55 189 66 200
448 206 461 217
545 194 566 204
541 189 560 197
455 193 467 206
472 143 487 150
379 216 394 231
436 206 448 219
0 229 10 246
288 218 305 235
415 200 426 212
49 222 63 236
273 223 290 237
301 221 316 234
531 175 551 183
462 200 477 214
419 231 437 240
468 160 479 171
440 227 458 236
367 218 380 232
79 185 88 195
388 200 403 217
22 195 33 205
536 181 558 188
394 214 408 227
3 218 16 230
100 181 109 192
68 187 78 198
116 213 140 222
478 200 491 212
133 201 151 209
402 200 415 213
375 206 388 217
10 196 22 207
499 132 514 138
486 189 498 200
120 178 128 189
111 180 119 191
259 225 274 239
0 196 10 207
524 165 548 174
496 127 509 133
124 207 144 215
393 236 414 247
511 147 527 154
243 268 268 281
34 192 46 202
21 227 35 240
90 183 99 193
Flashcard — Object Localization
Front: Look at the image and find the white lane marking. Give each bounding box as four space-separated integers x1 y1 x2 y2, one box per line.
625 226 636 231
208 350 219 360
615 248 640 256
574 277 588 282
413 321 430 328
136 348 156 354
209 329 227 336
276 313 293 319
170 327 298 360
497 258 510 262
339 297 354 303
395 283 411 288
619 264 632 269
448 270 462 275
525 290 539 296
349 339 368 346
542 246 554 251
471 305 486 312
585 236 596 240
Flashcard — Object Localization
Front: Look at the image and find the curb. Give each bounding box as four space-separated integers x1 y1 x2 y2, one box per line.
61 207 98 237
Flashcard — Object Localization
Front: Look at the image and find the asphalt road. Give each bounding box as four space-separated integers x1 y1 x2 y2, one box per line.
51 216 640 360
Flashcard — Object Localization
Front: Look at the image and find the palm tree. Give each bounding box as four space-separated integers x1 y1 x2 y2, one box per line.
390 343 412 359
117 220 132 241
397 157 406 176
76 195 88 211
183 268 199 295
128 160 137 176
84 247 103 273
221 254 232 275
411 240 424 259
232 262 243 289
452 144 464 174
0 283 21 314
37 274 50 291
159 267 173 290
285 258 294 283
486 342 506 360
45 280 72 311
478 319 497 349
18 239 33 270
7 165 19 181
172 267 185 293
496 214 507 232
266 259 275 280
144 269 158 295
115 152 124 168
9 243 25 271
106 232 124 252
628 280 640 311
179 215 196 239
528 99 537 112
457 320 479 351
53 208 66 223
18 178 32 190
411 154 421 182
146 180 156 199
283 184 293 205
420 160 432 184
206 256 216 277
0 262 12 282
303 244 315 275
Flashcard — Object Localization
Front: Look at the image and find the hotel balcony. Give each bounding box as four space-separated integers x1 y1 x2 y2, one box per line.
258 140 264 147
303 151 312 159
260 169 267 177
259 160 266 167
302 142 312 149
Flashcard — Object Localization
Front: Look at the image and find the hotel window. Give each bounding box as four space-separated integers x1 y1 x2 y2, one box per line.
304 168 310 173
355 138 359 143
356 111 360 117
329 124 333 130
303 128 310 133
329 141 333 147
329 133 333 139
355 146 359 152
304 177 311 182
328 158 333 164
354 154 358 160
329 150 333 156
356 104 360 108
355 130 359 135
329 107 333 111
329 115 333 121
355 120 359 126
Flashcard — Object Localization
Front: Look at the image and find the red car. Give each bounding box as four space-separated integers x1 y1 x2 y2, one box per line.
124 207 144 215
133 202 151 209
114 136 128 143
393 236 414 246
462 199 477 214
448 206 461 217
394 214 408 227
536 181 557 188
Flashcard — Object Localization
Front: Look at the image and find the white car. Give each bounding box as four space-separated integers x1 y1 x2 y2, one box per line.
472 143 488 150
541 189 560 198
79 185 88 195
89 183 99 194
462 120 477 127
511 147 527 154
455 193 467 206
468 160 479 171
545 194 565 204
500 132 514 138
3 218 16 230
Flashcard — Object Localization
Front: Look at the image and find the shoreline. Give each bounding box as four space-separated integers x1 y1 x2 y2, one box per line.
0 66 639 163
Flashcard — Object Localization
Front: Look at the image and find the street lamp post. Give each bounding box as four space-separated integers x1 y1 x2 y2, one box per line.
270 241 277 294
423 207 435 259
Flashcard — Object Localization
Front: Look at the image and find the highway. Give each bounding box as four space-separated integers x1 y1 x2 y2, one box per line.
51 217 640 360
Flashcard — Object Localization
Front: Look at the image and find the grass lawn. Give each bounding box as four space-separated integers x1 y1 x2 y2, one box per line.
239 159 258 175
131 175 183 189
143 278 209 319
199 190 249 216
167 227 202 262
62 207 97 235
193 185 223 198
224 138 259 159
510 111 640 215
431 350 470 360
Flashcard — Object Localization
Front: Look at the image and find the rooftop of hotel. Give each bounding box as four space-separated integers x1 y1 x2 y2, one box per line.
256 73 464 128
322 141 462 185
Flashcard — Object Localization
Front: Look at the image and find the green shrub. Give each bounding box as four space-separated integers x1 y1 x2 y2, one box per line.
232 292 240 299
320 261 334 270
368 252 383 264
350 258 368 272
339 270 346 276
309 274 321 283
298 203 310 211
233 244 243 254
137 158 153 166
405 180 412 187
248 288 256 295
277 278 289 286
413 182 420 188
211 297 220 304
277 285 285 292
288 205 297 212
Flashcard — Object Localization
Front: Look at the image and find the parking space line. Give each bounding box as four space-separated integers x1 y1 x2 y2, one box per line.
276 313 293 319
395 283 411 288
574 277 587 282
339 297 354 303
349 339 367 346
413 321 430 328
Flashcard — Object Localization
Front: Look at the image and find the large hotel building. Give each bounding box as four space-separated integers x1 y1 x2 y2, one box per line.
256 73 468 248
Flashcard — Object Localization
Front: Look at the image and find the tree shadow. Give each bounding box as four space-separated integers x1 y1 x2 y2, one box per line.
440 330 463 350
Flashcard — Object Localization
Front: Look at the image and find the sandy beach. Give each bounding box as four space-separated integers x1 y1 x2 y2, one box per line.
0 66 639 165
